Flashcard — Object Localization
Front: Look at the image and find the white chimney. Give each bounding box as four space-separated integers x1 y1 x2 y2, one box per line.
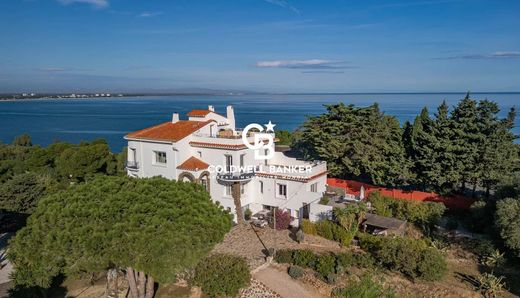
226 105 235 130
172 113 179 123
208 105 215 112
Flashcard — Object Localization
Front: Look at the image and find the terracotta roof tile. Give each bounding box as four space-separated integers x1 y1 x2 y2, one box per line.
177 156 210 171
125 120 213 142
187 109 212 117
189 141 247 150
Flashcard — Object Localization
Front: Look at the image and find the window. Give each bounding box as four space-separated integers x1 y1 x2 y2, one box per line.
259 181 263 194
240 154 245 168
225 155 233 172
197 151 202 158
154 151 167 164
200 175 209 192
310 182 318 192
241 184 245 195
225 185 232 196
277 183 287 198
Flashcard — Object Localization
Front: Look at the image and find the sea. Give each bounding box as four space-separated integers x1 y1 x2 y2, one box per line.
0 93 518 152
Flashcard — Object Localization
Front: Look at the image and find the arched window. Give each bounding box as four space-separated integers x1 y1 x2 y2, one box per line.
178 172 195 182
199 171 210 192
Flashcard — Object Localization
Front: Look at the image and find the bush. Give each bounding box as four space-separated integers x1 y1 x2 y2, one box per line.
416 247 447 281
474 239 496 260
357 233 384 253
315 254 336 280
274 249 293 264
275 209 292 230
319 196 330 205
244 208 252 220
377 236 446 281
336 252 375 269
292 249 316 268
193 254 251 298
331 224 355 247
315 220 335 240
333 274 396 298
288 266 304 279
368 191 446 227
301 219 318 235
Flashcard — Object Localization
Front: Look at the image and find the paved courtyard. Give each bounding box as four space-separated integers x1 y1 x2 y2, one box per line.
212 224 347 269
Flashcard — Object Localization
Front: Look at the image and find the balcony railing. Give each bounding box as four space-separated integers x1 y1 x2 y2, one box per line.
126 161 139 170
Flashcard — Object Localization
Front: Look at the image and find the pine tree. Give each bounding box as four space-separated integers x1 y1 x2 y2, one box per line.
431 101 459 194
450 95 480 192
8 175 233 298
294 103 409 186
408 107 437 190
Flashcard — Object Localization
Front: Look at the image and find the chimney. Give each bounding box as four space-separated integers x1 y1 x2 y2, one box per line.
226 105 235 130
208 105 215 112
172 113 179 123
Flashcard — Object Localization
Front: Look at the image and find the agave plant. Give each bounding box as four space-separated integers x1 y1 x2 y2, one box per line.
482 249 505 269
475 272 506 298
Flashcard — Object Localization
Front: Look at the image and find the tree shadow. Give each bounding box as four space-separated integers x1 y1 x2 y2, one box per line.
454 271 479 289
8 275 68 298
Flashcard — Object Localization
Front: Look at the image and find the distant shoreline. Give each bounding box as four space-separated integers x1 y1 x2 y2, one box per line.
1 91 519 102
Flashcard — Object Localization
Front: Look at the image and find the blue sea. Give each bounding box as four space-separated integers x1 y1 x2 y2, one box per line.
0 93 518 152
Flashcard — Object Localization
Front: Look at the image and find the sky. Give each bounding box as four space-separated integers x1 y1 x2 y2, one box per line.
0 0 519 93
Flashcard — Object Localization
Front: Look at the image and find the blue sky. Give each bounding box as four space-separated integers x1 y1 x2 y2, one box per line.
1 0 519 93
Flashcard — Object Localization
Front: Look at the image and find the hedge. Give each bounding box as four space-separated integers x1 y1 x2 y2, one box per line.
274 249 376 284
305 220 354 247
192 253 251 297
358 233 447 281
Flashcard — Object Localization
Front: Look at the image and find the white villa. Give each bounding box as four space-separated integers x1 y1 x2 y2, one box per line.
124 105 329 225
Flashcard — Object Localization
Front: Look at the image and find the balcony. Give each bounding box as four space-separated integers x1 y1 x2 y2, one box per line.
126 161 139 171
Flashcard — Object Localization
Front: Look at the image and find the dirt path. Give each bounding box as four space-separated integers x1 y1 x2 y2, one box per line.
253 265 326 298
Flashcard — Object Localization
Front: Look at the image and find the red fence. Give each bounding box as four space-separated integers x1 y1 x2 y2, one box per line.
327 178 475 210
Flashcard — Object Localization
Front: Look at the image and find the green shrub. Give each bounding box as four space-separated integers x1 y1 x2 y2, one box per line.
336 252 376 269
326 273 337 284
333 274 396 298
331 224 355 247
288 266 304 279
244 208 252 220
275 249 293 264
357 232 384 253
192 254 251 298
315 254 336 279
378 237 425 279
368 192 395 217
475 239 496 261
319 196 330 205
301 219 318 235
416 247 447 281
292 249 317 268
315 220 335 240
368 191 446 227
376 236 446 281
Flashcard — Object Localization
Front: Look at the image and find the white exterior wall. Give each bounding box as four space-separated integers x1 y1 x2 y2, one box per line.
126 106 328 224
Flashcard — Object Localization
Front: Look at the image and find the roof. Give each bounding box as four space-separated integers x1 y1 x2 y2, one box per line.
363 213 406 230
187 109 212 117
177 156 210 171
125 120 214 142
